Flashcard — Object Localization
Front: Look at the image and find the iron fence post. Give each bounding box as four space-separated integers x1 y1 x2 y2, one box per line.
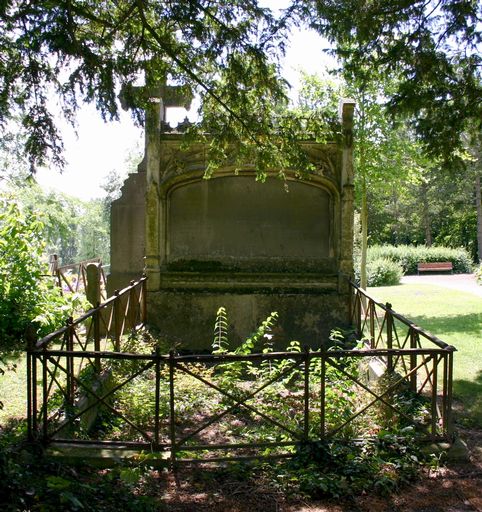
409 329 418 392
94 302 101 372
355 291 362 338
129 280 136 331
155 347 161 449
304 347 310 441
447 348 454 438
385 304 393 371
369 300 375 349
66 317 75 405
42 349 48 443
431 355 438 439
141 276 147 325
26 338 33 441
442 352 448 436
113 290 121 351
169 350 176 470
320 354 326 439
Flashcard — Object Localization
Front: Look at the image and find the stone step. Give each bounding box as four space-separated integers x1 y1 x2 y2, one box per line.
45 442 171 468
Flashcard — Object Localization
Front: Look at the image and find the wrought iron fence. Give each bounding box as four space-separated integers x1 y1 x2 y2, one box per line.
48 254 108 300
27 277 147 442
349 281 455 439
27 278 455 465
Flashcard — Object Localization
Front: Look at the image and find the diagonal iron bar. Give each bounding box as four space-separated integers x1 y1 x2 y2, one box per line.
176 358 305 446
43 335 68 404
324 356 434 437
175 360 305 444
45 356 155 441
417 353 438 393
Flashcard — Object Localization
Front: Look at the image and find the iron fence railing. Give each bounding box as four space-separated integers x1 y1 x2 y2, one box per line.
48 254 108 300
26 278 455 466
349 281 455 438
27 277 147 441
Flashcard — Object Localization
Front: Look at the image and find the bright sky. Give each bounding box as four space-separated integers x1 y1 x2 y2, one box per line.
36 17 334 201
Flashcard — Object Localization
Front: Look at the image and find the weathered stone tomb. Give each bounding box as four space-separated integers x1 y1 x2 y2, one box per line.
108 88 355 351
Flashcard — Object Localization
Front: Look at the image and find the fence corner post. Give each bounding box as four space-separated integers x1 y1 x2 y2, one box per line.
385 303 393 371
303 346 310 441
26 326 37 441
141 275 147 325
168 350 176 470
94 302 101 372
113 290 121 351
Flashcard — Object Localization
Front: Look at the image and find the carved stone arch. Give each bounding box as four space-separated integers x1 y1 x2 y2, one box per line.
159 170 339 274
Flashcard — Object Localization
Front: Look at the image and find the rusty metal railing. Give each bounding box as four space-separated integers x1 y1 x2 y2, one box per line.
48 254 108 300
349 281 455 439
27 277 147 442
26 278 455 465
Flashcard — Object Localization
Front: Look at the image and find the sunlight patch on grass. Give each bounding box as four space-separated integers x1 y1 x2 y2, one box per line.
0 355 28 423
368 284 481 382
369 283 482 426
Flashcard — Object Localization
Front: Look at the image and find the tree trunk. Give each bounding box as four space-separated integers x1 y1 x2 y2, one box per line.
421 181 432 246
476 172 482 263
360 175 368 290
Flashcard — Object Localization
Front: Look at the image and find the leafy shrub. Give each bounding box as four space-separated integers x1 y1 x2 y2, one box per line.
367 244 473 274
354 258 403 286
0 198 76 355
366 258 403 286
476 263 482 285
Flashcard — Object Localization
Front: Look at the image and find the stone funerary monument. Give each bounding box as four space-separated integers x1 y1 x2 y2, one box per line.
108 84 355 351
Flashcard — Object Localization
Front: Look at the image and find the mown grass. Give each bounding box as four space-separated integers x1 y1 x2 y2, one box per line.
368 283 482 427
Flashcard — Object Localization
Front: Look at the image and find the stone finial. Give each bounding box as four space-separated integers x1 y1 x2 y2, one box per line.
339 98 356 129
339 99 356 149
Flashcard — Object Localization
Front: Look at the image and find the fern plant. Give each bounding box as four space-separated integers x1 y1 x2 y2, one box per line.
211 308 280 386
212 306 229 354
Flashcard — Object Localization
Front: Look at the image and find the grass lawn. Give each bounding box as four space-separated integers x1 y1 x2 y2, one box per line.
368 283 482 427
0 355 27 425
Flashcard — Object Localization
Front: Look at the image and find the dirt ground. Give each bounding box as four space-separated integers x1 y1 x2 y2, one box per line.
156 423 481 512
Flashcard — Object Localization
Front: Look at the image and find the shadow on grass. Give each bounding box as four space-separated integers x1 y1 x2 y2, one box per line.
407 312 481 337
453 370 482 428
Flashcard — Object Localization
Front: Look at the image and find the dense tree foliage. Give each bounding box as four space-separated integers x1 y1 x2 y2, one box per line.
0 1 480 173
297 72 428 285
0 198 73 356
295 0 482 167
9 182 110 264
369 163 480 261
0 0 298 174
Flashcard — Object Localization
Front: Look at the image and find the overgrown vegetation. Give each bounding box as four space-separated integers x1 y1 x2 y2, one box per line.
0 295 461 508
38 309 435 501
0 199 77 355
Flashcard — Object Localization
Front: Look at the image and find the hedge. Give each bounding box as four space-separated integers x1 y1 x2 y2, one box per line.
367 245 473 275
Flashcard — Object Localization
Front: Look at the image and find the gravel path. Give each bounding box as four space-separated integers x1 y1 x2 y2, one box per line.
401 273 482 298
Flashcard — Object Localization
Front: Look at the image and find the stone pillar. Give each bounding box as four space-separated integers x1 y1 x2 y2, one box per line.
144 96 162 291
338 99 356 292
86 262 101 308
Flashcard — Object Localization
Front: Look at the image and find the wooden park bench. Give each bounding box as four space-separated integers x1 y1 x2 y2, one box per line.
417 262 453 275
